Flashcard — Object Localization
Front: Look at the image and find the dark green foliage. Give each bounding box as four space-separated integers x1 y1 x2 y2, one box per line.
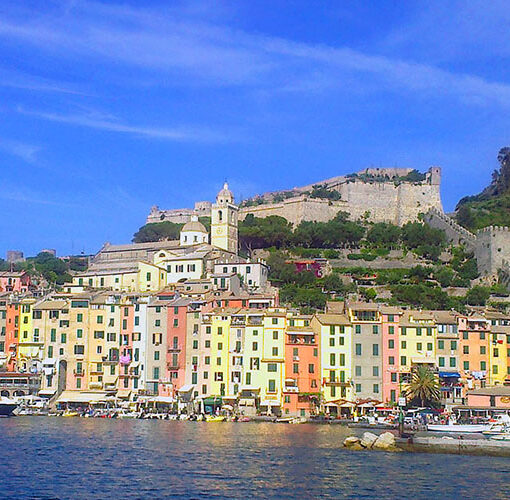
465 286 491 305
391 284 451 310
401 222 446 261
19 252 72 285
450 247 479 281
68 256 88 272
280 285 326 310
433 266 455 287
132 221 183 243
322 249 339 259
239 215 293 250
307 184 342 201
366 222 402 247
401 169 427 183
0 259 10 271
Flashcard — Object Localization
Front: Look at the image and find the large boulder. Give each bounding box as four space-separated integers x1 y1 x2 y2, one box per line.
373 432 397 450
343 436 361 447
360 432 378 449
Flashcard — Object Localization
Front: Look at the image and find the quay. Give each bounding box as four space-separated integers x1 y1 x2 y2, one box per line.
397 436 510 457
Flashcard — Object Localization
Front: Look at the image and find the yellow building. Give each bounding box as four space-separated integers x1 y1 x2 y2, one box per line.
73 261 166 292
399 311 437 383
17 298 40 372
209 312 232 397
312 313 353 410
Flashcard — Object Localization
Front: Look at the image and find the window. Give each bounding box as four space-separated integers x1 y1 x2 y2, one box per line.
61 333 67 344
134 317 139 326
373 384 379 393
493 365 498 375
155 320 161 327
355 344 362 355
272 318 278 325
173 319 178 327
480 361 486 371
97 315 103 324
493 348 499 358
451 341 457 350
272 347 278 356
313 348 318 357
252 342 258 350
463 361 469 371
438 340 444 349
480 332 486 340
218 327 223 335
462 331 468 339
154 351 160 361
449 357 456 368
329 338 335 347
388 315 394 322
153 367 159 379
401 327 406 336
373 366 379 377
77 313 83 323
339 354 345 366
205 340 211 348
355 366 361 376
273 331 278 340
193 340 199 349
390 390 396 402
463 345 469 354
389 326 395 335
416 328 422 336
401 341 407 349
372 325 379 334
401 356 407 366
267 363 277 372
93 331 104 339
330 353 336 366
216 357 222 366
391 373 397 383
439 357 445 367
427 343 433 351
293 363 299 374
388 356 395 365
480 346 486 355
268 380 276 392
372 344 379 356
218 343 223 351
427 328 432 336
417 343 422 351
205 356 210 365
355 325 361 334
77 329 83 339
355 384 361 393
74 345 84 355
388 339 394 349
308 364 314 373
330 325 335 335
245 373 251 385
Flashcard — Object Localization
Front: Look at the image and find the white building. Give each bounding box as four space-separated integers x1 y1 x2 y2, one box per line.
213 261 269 290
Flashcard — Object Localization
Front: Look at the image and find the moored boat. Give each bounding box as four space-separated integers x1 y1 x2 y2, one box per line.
205 415 226 422
427 424 491 433
0 396 18 417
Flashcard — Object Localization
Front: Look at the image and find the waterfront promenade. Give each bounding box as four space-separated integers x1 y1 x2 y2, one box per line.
1 418 510 499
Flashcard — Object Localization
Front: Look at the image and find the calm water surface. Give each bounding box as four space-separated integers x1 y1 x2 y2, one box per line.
1 418 509 499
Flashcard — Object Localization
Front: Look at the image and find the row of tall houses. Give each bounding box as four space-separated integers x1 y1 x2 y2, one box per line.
1 290 509 416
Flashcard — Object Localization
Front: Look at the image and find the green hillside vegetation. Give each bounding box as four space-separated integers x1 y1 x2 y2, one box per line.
1 252 88 286
456 147 510 230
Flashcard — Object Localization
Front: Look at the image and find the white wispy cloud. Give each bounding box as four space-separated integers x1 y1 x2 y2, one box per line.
17 107 231 143
0 183 75 207
0 1 509 107
0 138 40 163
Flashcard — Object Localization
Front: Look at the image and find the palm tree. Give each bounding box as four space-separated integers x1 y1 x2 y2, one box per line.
406 366 440 407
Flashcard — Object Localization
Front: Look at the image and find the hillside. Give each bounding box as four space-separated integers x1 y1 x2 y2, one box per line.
456 147 510 230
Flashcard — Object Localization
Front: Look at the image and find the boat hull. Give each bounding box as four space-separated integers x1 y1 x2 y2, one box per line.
427 424 490 433
0 403 18 417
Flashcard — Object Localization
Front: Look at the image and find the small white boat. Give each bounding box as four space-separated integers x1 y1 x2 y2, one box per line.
489 433 510 441
427 424 491 433
0 396 18 417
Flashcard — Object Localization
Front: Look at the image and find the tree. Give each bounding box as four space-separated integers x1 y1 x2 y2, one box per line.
366 223 401 247
133 221 183 243
406 366 440 407
465 286 491 306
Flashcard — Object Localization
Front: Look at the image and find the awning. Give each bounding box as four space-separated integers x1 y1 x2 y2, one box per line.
38 389 56 396
145 396 174 403
260 400 280 406
116 390 132 399
202 397 222 405
56 391 108 404
178 384 194 393
439 371 461 378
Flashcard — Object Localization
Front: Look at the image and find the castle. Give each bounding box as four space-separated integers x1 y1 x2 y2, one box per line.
148 167 443 227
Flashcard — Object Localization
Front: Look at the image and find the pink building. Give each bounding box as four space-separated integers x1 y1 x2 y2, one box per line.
0 271 31 293
381 307 402 404
466 387 510 408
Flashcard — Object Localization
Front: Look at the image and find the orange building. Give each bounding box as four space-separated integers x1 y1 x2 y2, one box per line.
459 314 490 390
282 315 320 417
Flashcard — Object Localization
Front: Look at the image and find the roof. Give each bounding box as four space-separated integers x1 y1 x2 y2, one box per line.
33 300 68 310
347 302 380 311
314 313 351 325
432 310 459 324
182 219 207 233
0 271 27 278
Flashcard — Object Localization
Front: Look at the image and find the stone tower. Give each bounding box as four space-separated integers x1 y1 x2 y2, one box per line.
211 182 238 254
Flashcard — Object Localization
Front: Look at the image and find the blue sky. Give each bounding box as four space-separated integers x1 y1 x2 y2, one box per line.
1 0 509 257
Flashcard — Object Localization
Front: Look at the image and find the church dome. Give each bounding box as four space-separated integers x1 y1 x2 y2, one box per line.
217 182 234 205
182 217 207 233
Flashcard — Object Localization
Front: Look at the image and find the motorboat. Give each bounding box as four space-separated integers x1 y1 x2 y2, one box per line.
0 396 18 417
489 433 510 441
205 415 226 422
427 423 491 433
482 414 510 436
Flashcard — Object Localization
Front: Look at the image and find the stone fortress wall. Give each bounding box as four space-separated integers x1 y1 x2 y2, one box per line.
238 166 442 225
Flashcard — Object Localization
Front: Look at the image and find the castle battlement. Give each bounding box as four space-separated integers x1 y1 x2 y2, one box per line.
477 225 510 234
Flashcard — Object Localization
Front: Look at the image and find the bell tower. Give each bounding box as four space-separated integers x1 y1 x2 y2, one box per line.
211 182 238 254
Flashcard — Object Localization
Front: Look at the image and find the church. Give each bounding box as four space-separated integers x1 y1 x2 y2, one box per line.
70 184 258 293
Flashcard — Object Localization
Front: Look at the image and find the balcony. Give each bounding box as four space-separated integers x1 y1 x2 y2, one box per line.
167 363 180 370
73 370 85 376
89 381 103 390
323 378 350 387
167 346 181 352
